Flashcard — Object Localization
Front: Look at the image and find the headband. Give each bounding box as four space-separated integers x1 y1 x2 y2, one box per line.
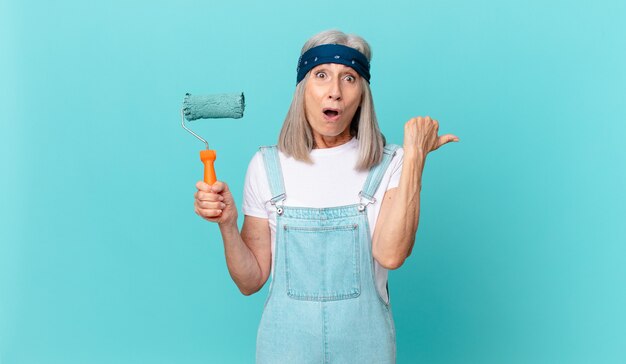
296 44 371 85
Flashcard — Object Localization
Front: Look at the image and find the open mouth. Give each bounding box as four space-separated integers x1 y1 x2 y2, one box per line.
323 108 341 120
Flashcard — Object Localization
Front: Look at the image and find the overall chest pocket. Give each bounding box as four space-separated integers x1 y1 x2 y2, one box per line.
283 224 361 301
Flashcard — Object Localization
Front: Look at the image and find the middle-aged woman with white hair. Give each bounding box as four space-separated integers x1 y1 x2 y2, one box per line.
194 29 459 363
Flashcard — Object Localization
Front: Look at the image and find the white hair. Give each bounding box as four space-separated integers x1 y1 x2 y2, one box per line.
277 29 386 171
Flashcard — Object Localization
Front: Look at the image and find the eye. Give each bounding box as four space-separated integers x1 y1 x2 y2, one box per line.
315 71 327 79
344 74 356 82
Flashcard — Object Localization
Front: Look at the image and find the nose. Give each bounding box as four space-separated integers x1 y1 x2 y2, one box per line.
327 77 342 101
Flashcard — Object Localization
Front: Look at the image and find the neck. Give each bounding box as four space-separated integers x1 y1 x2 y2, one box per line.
313 132 353 149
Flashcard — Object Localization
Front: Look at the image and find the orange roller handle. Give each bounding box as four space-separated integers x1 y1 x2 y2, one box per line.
200 149 217 185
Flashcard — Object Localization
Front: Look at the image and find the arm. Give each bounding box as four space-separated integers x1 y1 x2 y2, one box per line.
218 215 272 296
371 154 424 270
195 181 271 295
372 116 459 269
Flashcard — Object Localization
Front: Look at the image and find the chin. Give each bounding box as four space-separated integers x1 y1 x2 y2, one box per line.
323 125 347 134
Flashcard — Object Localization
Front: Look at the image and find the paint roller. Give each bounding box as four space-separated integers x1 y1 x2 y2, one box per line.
181 92 245 185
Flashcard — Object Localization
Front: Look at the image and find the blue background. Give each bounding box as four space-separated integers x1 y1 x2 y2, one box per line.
1 0 625 363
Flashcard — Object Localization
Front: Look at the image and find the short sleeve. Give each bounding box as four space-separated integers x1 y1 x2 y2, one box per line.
242 151 270 218
387 147 404 190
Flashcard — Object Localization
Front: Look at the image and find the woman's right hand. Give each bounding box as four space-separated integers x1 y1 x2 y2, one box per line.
194 180 238 226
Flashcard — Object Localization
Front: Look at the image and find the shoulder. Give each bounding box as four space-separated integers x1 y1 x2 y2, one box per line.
383 145 403 182
392 145 404 160
247 150 263 170
253 145 282 164
385 144 404 165
245 147 273 183
249 144 278 165
384 143 403 155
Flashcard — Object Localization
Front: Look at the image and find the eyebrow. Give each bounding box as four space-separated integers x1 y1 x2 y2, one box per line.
313 66 358 75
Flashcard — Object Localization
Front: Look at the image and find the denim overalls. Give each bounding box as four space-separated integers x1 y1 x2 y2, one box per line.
256 144 400 364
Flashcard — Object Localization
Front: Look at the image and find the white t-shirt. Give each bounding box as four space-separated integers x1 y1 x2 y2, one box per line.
242 137 404 304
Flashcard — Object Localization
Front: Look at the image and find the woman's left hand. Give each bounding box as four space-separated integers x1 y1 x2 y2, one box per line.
403 116 459 160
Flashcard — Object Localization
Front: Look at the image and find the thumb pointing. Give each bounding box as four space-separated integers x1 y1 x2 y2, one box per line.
438 134 460 146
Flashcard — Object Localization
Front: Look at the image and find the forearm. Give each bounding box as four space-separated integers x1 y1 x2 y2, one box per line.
218 221 263 295
374 153 424 268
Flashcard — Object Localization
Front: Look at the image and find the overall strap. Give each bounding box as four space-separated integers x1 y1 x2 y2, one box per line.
359 144 401 208
259 145 287 208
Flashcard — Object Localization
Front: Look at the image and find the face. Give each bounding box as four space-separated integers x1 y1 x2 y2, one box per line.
304 63 363 143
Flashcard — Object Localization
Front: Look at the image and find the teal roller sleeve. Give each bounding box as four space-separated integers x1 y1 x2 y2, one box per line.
183 92 245 121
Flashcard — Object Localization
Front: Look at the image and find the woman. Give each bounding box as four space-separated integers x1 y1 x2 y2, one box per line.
194 30 459 363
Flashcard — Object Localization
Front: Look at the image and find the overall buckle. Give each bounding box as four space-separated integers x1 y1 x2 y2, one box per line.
357 191 376 212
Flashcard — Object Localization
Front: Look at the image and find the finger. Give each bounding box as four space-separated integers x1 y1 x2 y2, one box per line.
198 200 226 210
195 191 219 202
196 207 220 222
197 207 223 218
405 118 417 131
196 181 211 192
211 181 225 193
436 134 460 148
196 191 224 202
